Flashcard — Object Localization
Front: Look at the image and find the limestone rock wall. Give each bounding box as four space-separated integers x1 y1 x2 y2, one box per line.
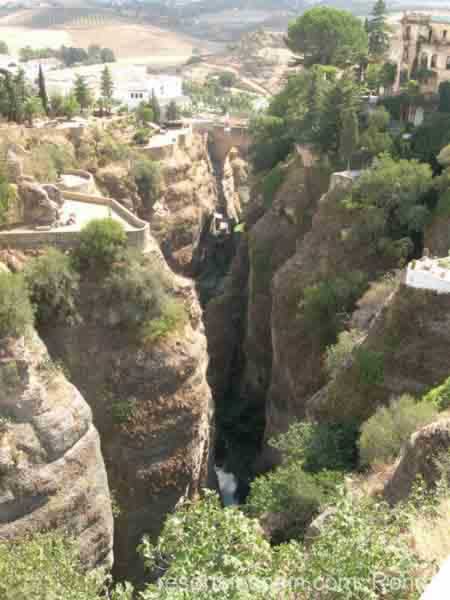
0 332 114 569
41 237 213 579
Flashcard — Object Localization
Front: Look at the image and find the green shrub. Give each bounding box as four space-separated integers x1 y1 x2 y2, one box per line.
131 159 161 212
101 253 186 342
270 420 359 472
354 347 385 386
246 464 342 536
141 299 187 344
139 489 425 600
301 271 367 348
0 272 34 338
359 394 438 467
74 218 127 271
325 329 363 378
132 128 150 145
0 532 132 600
24 248 79 326
423 375 450 411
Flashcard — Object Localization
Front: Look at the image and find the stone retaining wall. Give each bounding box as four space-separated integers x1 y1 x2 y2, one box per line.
0 190 150 252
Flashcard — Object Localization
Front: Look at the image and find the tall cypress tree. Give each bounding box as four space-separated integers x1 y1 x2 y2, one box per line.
100 65 114 115
368 0 390 60
151 90 161 124
38 65 48 115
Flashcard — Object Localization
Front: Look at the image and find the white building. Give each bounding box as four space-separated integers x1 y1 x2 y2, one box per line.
113 73 183 109
406 256 450 293
42 63 184 110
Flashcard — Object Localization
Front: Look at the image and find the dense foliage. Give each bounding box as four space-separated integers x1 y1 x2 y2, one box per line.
131 159 162 212
74 218 127 271
24 248 80 326
359 394 438 467
0 272 34 339
0 532 131 600
301 271 368 348
286 7 368 68
343 154 433 258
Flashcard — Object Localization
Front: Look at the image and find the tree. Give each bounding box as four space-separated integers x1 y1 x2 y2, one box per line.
360 106 393 159
50 93 64 117
368 0 390 60
74 218 127 271
339 107 359 169
136 102 154 125
100 65 114 114
73 75 92 112
0 272 34 339
312 74 362 160
438 81 450 113
286 7 368 68
61 94 80 119
218 71 237 88
150 90 161 124
0 41 8 54
100 47 116 63
131 159 162 212
24 96 44 125
249 114 294 172
38 64 48 114
166 100 180 121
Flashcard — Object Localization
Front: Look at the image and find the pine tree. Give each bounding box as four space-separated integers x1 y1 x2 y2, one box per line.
73 75 92 112
368 0 390 60
151 90 161 124
100 65 114 115
166 100 179 121
38 65 48 115
339 108 359 170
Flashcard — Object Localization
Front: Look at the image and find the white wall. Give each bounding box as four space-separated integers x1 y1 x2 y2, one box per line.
406 262 450 293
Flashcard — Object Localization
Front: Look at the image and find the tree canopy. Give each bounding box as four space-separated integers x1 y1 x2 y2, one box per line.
286 7 368 68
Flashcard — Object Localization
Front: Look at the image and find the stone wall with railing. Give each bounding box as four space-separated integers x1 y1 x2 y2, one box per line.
0 190 150 252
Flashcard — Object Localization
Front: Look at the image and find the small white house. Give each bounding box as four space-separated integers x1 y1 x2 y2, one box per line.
114 74 183 110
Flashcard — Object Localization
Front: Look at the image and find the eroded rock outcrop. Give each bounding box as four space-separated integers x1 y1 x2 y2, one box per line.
265 171 399 450
307 284 450 424
384 417 450 505
18 180 60 226
151 133 220 274
41 237 212 579
0 332 114 569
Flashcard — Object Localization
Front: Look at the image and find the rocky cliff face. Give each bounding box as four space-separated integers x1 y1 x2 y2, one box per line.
0 331 113 569
308 283 450 423
41 237 212 579
150 133 219 274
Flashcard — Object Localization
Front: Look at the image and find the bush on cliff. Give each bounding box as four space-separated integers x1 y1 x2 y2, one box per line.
101 252 186 342
0 272 34 339
74 218 127 271
301 271 367 348
344 155 433 257
423 375 450 411
131 159 161 212
0 532 133 600
359 394 438 467
246 464 342 540
271 420 359 473
139 489 427 600
25 248 80 326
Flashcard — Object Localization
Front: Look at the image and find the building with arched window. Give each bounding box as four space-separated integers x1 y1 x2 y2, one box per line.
398 13 450 93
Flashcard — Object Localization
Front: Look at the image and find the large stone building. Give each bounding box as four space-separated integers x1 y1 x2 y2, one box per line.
398 13 450 94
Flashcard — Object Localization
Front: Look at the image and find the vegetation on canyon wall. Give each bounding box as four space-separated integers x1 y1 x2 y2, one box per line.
2 0 450 597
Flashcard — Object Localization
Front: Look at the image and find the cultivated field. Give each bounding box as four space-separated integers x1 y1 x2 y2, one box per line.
0 7 221 66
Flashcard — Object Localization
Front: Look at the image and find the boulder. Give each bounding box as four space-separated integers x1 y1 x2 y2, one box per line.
384 417 450 505
42 184 64 207
19 181 59 226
